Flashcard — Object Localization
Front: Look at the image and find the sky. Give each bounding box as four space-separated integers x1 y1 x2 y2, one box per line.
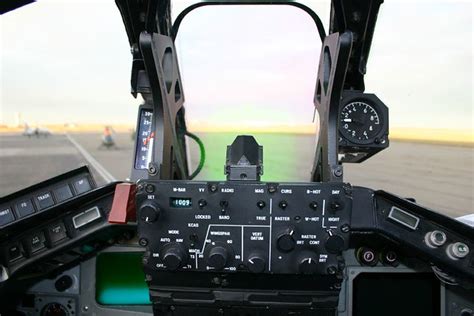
1 0 472 131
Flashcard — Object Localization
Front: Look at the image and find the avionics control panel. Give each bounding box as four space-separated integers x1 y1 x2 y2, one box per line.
0 168 134 284
136 181 352 276
0 166 95 229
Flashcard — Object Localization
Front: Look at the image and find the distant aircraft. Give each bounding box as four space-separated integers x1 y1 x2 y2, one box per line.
99 126 118 149
22 124 51 137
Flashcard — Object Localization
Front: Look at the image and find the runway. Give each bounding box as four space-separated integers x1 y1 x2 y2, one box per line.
0 132 472 218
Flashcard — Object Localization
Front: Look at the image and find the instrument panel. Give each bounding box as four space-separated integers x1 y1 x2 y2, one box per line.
0 171 473 315
137 181 351 277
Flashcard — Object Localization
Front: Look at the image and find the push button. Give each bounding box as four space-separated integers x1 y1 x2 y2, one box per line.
15 199 35 218
73 177 92 195
48 222 68 245
72 207 101 229
0 207 15 226
35 192 55 210
8 243 24 262
54 185 73 203
26 231 46 254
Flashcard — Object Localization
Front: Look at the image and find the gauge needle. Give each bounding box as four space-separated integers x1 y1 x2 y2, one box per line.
143 132 155 146
343 119 352 122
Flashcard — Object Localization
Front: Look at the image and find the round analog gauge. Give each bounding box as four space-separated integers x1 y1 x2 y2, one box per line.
339 101 383 144
41 303 69 316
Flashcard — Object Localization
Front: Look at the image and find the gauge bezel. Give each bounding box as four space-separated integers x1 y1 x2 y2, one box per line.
338 95 387 146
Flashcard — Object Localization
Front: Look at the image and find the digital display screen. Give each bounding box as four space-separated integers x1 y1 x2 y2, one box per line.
134 109 154 170
353 273 440 316
96 252 150 305
170 197 192 208
388 206 419 230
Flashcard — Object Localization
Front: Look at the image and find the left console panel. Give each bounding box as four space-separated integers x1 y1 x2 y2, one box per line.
0 166 135 307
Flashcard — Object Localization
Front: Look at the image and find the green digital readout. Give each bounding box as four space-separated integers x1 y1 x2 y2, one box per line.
170 197 192 208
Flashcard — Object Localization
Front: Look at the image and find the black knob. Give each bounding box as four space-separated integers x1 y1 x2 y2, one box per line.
325 234 345 254
277 228 296 252
140 202 160 223
299 257 318 274
161 243 187 271
207 246 230 270
54 275 73 292
247 254 266 273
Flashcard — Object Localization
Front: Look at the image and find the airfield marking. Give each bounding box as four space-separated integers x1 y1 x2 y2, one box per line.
65 133 117 183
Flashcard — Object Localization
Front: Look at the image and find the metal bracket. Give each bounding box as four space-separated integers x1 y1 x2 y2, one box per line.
312 31 353 182
139 32 189 180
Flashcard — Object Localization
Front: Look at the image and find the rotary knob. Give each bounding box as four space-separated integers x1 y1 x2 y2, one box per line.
298 257 318 274
161 243 188 271
277 228 296 252
207 245 230 270
247 254 266 273
139 202 161 223
325 232 345 254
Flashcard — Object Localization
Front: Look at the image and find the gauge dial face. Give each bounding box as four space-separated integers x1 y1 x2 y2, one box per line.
340 101 382 144
41 303 69 316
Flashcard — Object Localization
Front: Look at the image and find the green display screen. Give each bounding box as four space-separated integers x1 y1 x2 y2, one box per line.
170 197 192 208
96 252 151 305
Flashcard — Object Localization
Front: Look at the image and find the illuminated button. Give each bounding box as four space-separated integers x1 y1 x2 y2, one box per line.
73 177 92 195
447 242 470 260
15 199 35 218
0 207 15 226
53 185 74 203
26 231 46 254
35 192 55 210
48 222 68 244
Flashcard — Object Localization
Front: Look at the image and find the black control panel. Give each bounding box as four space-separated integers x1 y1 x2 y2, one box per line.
351 188 474 283
0 166 95 229
0 168 134 286
136 181 352 276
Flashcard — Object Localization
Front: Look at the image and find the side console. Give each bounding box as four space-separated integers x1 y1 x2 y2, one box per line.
351 188 474 284
0 167 135 313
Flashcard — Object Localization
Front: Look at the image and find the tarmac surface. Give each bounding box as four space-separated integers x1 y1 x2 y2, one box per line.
0 132 472 218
